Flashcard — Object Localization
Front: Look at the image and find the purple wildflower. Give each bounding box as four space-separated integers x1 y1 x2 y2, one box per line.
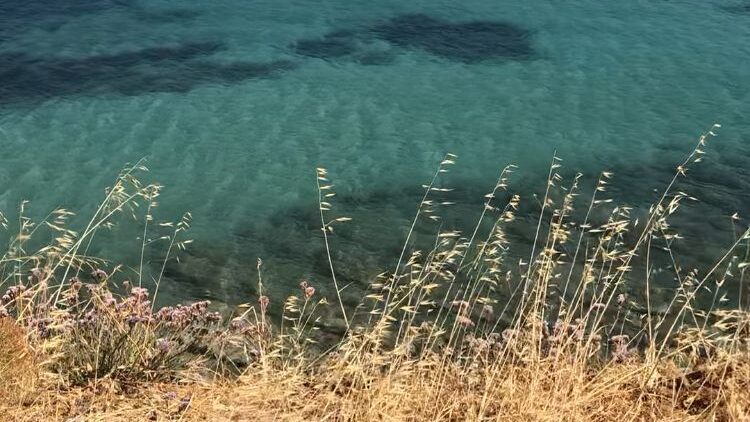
230 317 247 332
304 286 316 300
156 338 171 353
178 397 190 412
126 314 141 327
130 287 149 301
29 268 46 283
91 268 108 281
3 285 26 304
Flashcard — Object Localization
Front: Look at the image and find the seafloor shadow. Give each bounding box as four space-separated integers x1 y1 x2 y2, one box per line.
371 14 534 63
722 3 750 13
159 153 750 321
131 8 202 23
0 0 293 106
0 42 296 105
292 13 535 64
0 0 133 21
0 0 200 41
159 176 547 313
293 29 361 59
0 1 120 42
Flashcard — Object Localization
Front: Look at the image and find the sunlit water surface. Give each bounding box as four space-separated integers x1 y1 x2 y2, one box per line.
1 0 749 314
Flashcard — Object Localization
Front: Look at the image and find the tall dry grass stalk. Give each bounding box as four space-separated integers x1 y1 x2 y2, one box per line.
1 126 749 421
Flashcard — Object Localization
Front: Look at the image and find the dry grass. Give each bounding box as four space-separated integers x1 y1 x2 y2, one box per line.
3 344 748 421
0 318 40 408
1 126 749 421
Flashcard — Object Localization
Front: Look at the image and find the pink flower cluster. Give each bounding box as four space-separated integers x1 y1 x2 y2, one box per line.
154 300 221 329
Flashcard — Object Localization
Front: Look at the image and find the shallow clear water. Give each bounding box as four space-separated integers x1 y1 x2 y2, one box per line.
1 0 749 308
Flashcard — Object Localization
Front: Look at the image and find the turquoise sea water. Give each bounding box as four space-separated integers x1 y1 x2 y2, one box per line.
1 0 749 309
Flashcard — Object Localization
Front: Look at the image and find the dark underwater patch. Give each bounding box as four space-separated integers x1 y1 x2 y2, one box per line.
370 14 533 63
351 49 398 66
723 3 750 13
0 0 132 21
0 0 131 44
133 8 202 24
0 0 133 34
0 0 201 24
0 1 257 106
0 1 200 46
290 14 533 64
292 29 360 59
0 42 296 105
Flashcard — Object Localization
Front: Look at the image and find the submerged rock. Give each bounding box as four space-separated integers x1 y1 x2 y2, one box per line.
371 14 534 63
290 13 534 64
